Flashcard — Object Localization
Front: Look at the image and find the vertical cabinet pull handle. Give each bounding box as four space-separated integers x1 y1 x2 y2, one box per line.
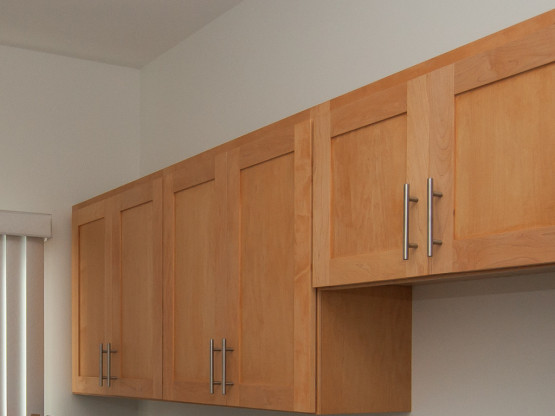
106 342 118 387
210 339 216 394
427 178 443 257
99 343 117 387
210 338 233 395
221 338 234 395
403 183 419 260
99 343 104 386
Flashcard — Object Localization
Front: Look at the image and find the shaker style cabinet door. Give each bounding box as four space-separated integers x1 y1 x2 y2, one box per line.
72 198 111 395
224 119 316 412
429 24 555 275
72 176 163 399
109 178 163 398
312 82 430 287
163 152 228 406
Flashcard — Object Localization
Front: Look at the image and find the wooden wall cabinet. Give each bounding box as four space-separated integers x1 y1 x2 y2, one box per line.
162 117 316 412
72 176 163 399
313 14 555 288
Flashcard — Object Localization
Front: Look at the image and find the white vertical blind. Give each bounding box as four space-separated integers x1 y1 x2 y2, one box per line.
5 236 26 416
0 210 48 416
0 235 6 416
25 237 44 416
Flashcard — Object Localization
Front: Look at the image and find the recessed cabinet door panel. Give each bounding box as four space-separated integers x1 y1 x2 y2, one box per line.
163 154 227 405
72 201 110 395
455 65 555 239
432 27 555 275
331 115 407 259
313 83 429 287
226 120 315 412
110 177 163 399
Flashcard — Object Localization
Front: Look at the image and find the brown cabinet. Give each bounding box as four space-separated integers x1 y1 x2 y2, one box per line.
72 176 163 398
313 15 555 288
163 117 317 412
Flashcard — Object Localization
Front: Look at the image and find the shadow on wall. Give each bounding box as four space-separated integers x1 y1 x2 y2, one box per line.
138 400 409 416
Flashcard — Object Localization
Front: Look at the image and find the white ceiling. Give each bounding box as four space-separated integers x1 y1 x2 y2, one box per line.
0 0 243 68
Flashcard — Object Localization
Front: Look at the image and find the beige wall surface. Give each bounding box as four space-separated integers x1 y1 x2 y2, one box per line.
0 45 141 415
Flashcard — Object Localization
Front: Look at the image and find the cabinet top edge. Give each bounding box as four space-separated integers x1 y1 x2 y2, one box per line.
330 9 554 110
72 170 163 211
161 108 312 176
74 10 553 210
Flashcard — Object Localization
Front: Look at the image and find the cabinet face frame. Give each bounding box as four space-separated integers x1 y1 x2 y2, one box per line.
431 24 555 275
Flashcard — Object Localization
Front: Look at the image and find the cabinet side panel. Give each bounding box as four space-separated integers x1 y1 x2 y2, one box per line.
318 286 412 414
455 63 555 239
331 114 407 258
78 219 106 378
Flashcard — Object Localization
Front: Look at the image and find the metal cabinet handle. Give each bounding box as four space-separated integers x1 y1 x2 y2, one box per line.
210 338 234 395
210 339 216 394
99 343 104 386
403 183 419 260
99 343 117 387
106 343 118 387
221 338 234 395
427 178 443 257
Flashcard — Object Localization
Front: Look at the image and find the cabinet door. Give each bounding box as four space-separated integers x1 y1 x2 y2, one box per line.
431 26 555 275
163 153 228 405
225 119 315 412
110 177 163 398
72 199 111 394
313 83 429 287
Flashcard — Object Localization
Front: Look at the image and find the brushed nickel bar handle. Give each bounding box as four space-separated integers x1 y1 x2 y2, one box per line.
221 338 234 395
403 183 419 260
210 339 215 394
107 342 118 387
99 343 104 387
427 178 443 257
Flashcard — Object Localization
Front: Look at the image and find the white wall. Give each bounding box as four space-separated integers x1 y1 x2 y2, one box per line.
139 1 555 416
0 45 141 415
140 0 554 176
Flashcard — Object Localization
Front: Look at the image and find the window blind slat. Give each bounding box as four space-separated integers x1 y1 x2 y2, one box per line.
26 237 44 416
6 236 25 416
0 236 6 416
